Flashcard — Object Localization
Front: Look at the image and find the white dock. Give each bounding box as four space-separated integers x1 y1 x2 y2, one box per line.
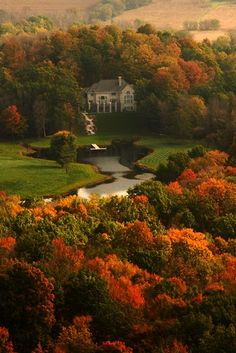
90 144 107 151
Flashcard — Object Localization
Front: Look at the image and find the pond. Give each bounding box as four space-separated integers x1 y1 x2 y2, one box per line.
77 155 155 199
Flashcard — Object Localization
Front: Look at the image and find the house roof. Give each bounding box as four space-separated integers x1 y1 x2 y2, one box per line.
87 79 130 93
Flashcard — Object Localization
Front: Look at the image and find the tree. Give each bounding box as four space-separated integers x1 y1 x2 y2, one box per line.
50 130 77 169
0 261 55 353
0 326 16 353
137 24 156 35
156 152 190 183
229 135 236 166
54 316 95 353
98 340 133 353
0 105 27 138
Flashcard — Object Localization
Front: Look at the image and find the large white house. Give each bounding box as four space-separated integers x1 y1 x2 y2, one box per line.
86 76 136 113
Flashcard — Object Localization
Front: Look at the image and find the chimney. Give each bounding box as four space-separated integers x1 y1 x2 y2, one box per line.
118 76 122 87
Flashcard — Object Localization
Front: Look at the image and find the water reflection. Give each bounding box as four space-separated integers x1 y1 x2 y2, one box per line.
77 156 154 199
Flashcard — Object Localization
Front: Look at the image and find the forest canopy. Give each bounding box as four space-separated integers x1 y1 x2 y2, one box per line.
0 22 235 151
0 147 235 352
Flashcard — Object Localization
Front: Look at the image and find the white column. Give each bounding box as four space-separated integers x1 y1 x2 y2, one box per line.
115 101 117 112
103 102 106 113
97 102 99 113
109 102 112 113
88 102 91 111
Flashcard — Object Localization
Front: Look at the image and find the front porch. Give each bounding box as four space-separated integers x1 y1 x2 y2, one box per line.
87 101 121 113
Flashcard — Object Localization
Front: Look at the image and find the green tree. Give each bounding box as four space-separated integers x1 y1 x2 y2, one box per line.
50 130 77 170
156 152 190 183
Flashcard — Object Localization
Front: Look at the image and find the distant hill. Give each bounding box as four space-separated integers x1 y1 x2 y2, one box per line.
112 0 236 40
113 0 236 29
0 0 98 16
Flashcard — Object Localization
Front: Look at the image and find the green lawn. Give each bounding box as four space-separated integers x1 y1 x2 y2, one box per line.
136 137 200 170
0 141 107 198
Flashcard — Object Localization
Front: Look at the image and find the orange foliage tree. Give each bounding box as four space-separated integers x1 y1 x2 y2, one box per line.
54 316 95 353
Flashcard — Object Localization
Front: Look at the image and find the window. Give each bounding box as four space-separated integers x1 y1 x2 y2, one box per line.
98 96 108 104
124 92 133 105
111 92 116 96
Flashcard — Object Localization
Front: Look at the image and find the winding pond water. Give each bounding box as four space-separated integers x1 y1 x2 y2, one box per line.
77 155 155 199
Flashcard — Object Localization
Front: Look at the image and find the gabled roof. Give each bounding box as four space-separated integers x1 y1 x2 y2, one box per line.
87 79 130 93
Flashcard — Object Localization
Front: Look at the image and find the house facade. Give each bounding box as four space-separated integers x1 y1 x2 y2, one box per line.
86 76 136 113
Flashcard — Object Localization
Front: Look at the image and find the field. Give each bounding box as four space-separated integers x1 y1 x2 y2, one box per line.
0 141 107 198
0 0 98 16
113 0 235 40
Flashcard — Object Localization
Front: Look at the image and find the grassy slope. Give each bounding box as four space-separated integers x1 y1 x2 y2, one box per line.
113 0 236 41
0 0 98 14
137 137 198 170
0 141 107 198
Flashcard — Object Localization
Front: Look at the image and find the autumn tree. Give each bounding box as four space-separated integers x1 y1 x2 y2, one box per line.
54 316 96 353
0 105 27 138
0 261 55 353
0 326 16 353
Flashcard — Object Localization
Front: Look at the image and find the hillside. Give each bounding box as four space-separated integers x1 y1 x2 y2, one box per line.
113 0 236 40
114 0 236 29
0 0 98 16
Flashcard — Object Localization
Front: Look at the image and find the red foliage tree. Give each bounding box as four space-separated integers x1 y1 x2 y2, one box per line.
98 340 133 353
178 169 197 187
0 105 27 137
0 326 16 353
45 239 84 283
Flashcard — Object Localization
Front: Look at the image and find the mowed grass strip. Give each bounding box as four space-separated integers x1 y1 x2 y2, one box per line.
0 141 106 198
137 137 199 170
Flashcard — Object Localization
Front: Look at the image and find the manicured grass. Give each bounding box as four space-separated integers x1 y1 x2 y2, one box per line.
136 137 200 170
0 141 107 198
